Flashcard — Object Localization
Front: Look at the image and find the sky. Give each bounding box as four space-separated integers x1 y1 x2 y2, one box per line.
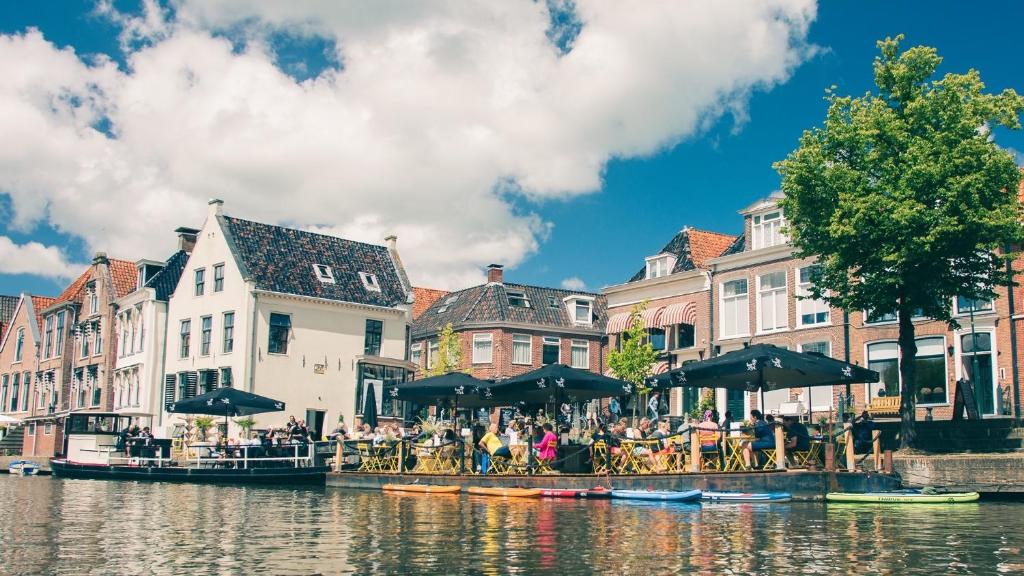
1 0 1023 298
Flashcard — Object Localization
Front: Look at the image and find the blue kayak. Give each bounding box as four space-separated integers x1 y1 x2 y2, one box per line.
702 491 792 503
611 489 702 502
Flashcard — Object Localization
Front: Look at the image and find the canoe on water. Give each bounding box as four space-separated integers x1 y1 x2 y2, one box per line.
702 491 792 503
539 487 612 499
611 489 702 502
381 484 462 494
467 487 542 498
826 491 980 504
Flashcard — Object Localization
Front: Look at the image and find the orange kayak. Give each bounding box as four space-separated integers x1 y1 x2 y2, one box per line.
467 487 542 498
382 484 462 494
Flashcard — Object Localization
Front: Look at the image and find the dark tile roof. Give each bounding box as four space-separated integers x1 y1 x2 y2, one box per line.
721 234 745 256
220 216 409 308
144 250 190 301
0 295 18 327
412 281 606 337
627 227 737 282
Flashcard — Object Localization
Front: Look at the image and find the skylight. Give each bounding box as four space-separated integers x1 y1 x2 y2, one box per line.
314 264 335 284
507 291 530 308
359 272 381 292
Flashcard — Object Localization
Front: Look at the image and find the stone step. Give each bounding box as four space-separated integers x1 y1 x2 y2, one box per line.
0 425 25 456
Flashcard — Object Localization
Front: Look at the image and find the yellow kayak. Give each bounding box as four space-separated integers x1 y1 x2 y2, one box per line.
382 484 462 494
826 491 980 504
467 487 542 498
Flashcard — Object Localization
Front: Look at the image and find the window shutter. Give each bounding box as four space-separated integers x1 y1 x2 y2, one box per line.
186 371 198 398
211 369 219 389
164 374 175 407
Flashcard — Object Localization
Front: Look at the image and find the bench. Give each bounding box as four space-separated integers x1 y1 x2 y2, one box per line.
868 395 901 417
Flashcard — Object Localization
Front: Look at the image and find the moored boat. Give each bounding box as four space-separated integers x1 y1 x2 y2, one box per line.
702 491 792 503
467 487 542 498
539 487 612 498
826 491 980 504
611 489 702 502
382 484 461 494
7 460 41 476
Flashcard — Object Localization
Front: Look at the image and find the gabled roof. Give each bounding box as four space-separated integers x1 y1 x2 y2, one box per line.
412 281 606 337
0 293 54 353
412 287 449 319
219 215 409 308
53 268 92 305
30 296 55 334
109 259 138 299
627 227 737 283
0 294 18 340
144 250 189 301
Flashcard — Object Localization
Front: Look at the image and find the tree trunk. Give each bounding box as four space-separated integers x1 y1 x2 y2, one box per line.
897 300 918 449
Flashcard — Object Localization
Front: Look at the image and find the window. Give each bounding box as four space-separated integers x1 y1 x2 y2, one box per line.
119 313 129 357
507 291 530 308
677 323 695 349
220 367 233 388
548 296 558 308
200 316 212 356
179 319 191 358
268 313 291 354
411 343 422 367
865 310 897 324
647 328 667 351
571 340 589 369
213 264 225 292
81 325 91 358
313 264 335 284
359 272 381 292
961 332 995 413
796 266 830 326
44 316 53 359
427 341 439 369
44 423 52 435
0 375 7 411
55 311 65 355
867 342 899 397
200 369 218 395
645 254 676 279
9 373 19 412
14 329 24 362
472 333 493 364
93 320 102 356
88 283 98 314
177 372 189 401
751 210 785 250
915 337 947 406
801 341 831 357
720 279 749 338
364 319 383 356
573 300 593 324
222 312 234 353
89 370 101 407
542 336 560 365
758 271 788 332
512 334 532 365
194 268 205 296
956 296 993 315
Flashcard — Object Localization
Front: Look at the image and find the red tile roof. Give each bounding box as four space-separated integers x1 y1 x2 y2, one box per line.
53 268 92 305
30 295 55 333
412 287 449 319
687 229 739 267
109 258 138 299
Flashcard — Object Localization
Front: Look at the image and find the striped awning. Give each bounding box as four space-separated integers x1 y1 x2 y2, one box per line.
640 307 664 328
660 301 697 327
607 312 632 334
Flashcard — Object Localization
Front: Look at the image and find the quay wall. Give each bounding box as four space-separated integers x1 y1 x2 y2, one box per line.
894 452 1024 494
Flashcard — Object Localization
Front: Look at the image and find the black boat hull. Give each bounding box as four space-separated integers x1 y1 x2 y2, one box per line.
49 459 328 485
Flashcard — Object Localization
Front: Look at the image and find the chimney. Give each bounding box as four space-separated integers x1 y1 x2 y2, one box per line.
384 234 397 251
486 264 504 285
92 252 108 265
175 227 200 254
208 198 224 217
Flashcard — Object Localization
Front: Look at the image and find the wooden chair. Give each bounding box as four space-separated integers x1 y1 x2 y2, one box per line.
791 440 822 467
697 430 722 472
411 442 437 473
436 443 461 474
375 443 400 472
356 442 380 472
591 441 609 474
868 395 901 418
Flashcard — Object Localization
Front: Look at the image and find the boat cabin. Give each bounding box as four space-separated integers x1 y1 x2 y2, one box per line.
64 412 134 465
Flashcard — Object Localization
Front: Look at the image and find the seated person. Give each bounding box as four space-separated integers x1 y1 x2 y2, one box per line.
853 411 877 456
741 410 774 469
534 423 558 463
782 416 810 459
478 424 512 466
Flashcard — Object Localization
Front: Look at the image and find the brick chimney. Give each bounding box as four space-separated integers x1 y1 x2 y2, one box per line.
208 198 224 217
486 264 504 284
175 227 200 254
92 252 108 265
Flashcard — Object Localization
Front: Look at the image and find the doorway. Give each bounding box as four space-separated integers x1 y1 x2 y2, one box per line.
306 410 326 441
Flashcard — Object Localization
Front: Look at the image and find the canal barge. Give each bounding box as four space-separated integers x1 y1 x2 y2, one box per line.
49 412 329 485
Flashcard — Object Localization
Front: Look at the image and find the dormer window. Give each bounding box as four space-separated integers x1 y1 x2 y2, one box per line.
314 264 336 284
645 254 676 280
751 210 786 250
507 291 530 308
564 295 595 325
436 294 459 314
359 272 381 292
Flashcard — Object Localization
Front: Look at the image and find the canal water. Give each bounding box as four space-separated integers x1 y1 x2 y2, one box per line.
1 476 1022 575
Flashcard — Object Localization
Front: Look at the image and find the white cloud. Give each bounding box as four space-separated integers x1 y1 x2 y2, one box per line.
0 1 816 290
0 236 82 280
560 276 586 291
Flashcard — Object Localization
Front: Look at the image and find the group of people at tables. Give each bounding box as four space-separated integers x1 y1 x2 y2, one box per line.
192 416 317 465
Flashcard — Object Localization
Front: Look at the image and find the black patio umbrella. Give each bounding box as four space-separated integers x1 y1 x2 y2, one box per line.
363 383 379 429
486 364 635 405
166 387 286 433
383 372 500 410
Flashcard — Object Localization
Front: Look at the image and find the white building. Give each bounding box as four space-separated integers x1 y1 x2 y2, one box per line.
112 229 194 430
160 200 415 439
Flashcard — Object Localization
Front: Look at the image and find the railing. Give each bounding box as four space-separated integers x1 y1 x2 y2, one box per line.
188 442 315 469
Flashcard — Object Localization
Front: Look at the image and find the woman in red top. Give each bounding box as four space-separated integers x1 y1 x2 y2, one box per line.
535 423 558 462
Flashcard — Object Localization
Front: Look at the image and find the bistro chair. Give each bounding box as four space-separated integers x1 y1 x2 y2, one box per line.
590 441 609 474
791 440 823 468
356 442 381 472
487 453 513 475
697 430 722 472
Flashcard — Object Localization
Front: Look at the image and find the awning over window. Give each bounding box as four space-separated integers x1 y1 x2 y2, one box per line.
660 301 697 327
606 312 632 334
641 307 664 329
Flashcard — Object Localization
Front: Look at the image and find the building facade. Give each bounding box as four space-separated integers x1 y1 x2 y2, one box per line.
159 200 415 440
0 294 54 436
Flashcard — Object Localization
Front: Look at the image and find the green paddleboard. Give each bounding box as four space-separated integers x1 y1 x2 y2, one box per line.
826 491 980 504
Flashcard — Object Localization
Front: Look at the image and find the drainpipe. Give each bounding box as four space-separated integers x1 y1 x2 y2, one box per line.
249 290 259 393
157 301 168 428
843 309 851 404
706 270 715 358
1007 252 1021 420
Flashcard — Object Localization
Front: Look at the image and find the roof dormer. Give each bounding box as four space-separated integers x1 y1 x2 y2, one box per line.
563 294 595 326
644 253 676 280
740 191 788 251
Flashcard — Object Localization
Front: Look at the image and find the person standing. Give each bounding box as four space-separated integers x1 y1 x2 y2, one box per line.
609 397 621 423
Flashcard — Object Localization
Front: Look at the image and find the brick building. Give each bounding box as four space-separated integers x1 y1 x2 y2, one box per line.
410 265 607 384
0 294 55 430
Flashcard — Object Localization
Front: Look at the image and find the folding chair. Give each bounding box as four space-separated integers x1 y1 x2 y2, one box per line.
356 442 380 472
590 441 609 474
698 430 722 472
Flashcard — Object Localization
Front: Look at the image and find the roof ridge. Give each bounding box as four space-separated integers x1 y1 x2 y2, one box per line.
462 284 493 324
503 281 601 296
686 228 737 239
221 214 389 251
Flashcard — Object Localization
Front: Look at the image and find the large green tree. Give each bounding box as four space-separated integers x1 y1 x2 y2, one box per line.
775 36 1024 448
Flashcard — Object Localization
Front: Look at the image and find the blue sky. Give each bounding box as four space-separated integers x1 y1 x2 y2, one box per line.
1 1 1022 297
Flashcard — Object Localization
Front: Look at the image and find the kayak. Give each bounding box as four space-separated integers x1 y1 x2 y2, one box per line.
826 491 980 504
467 487 542 498
381 484 461 494
702 491 792 503
611 489 702 502
539 487 612 499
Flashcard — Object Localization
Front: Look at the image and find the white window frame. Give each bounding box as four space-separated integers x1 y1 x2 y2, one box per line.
751 210 786 250
511 334 532 365
507 291 531 308
194 268 205 297
865 337 950 407
359 272 381 292
795 266 830 327
213 263 225 292
570 339 589 369
410 343 422 367
644 254 677 280
313 264 336 284
757 271 788 334
472 333 493 364
954 295 994 316
14 328 24 363
542 336 561 365
720 278 750 339
799 340 831 357
954 329 996 412
427 341 439 369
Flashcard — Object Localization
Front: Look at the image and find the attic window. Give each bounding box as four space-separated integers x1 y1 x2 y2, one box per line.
548 296 558 308
444 295 459 305
645 254 676 280
507 291 530 308
359 272 381 292
313 264 335 284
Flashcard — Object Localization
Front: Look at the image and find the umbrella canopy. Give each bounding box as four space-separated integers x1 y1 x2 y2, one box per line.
383 372 499 408
653 344 879 392
0 414 21 425
363 383 379 429
166 387 286 417
486 364 635 404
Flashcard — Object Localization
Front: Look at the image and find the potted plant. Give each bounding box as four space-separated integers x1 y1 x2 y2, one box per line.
234 416 256 436
194 416 215 442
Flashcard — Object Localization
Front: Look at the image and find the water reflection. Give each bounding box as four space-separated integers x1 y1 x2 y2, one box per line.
0 476 1021 575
